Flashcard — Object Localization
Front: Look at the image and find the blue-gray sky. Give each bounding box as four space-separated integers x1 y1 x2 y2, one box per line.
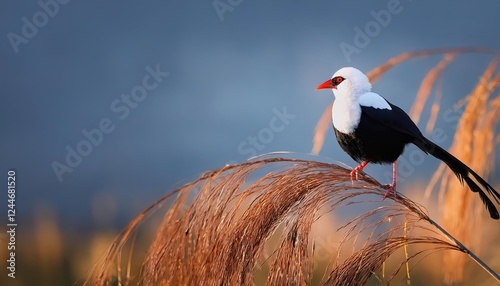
1 0 499 229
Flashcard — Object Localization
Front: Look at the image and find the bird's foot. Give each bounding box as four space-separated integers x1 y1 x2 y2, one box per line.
350 161 368 186
381 161 398 201
381 183 397 201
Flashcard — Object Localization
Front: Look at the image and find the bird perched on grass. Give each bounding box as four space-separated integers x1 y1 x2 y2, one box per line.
316 67 500 219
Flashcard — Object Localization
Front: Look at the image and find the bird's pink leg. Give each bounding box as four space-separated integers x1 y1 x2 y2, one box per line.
382 161 397 200
350 161 368 185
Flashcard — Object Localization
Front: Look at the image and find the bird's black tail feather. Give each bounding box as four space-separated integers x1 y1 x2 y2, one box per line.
414 137 500 219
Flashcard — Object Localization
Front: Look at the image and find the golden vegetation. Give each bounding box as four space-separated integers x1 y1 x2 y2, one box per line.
87 157 477 285
420 55 500 284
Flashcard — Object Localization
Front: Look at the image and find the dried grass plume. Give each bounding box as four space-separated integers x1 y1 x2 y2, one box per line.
86 157 498 285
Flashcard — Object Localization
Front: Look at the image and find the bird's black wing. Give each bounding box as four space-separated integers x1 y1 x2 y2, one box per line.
360 101 425 142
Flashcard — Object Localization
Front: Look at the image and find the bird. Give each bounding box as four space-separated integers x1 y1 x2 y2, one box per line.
315 67 500 219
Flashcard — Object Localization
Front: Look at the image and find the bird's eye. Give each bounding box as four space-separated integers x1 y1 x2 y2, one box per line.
332 76 345 85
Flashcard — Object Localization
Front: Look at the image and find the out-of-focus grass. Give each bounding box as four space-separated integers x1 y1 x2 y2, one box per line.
419 55 500 284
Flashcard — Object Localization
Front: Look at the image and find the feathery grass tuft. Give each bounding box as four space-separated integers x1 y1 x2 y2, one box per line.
86 157 498 285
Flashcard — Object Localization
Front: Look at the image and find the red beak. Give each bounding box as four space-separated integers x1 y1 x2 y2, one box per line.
315 79 336 90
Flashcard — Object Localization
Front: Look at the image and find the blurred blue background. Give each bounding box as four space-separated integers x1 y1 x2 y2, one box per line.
1 0 500 238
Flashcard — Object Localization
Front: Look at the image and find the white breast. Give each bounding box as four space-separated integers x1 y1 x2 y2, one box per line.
332 92 391 134
332 98 361 134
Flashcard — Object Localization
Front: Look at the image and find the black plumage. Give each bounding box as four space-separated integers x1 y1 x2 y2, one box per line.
335 104 415 164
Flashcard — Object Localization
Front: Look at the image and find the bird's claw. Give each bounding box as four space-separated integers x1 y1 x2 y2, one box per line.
349 169 357 186
381 183 397 201
350 162 367 186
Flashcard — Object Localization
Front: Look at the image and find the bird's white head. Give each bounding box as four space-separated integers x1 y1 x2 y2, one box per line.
316 67 372 100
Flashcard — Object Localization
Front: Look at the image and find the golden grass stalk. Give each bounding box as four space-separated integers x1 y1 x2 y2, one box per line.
409 53 456 124
403 220 411 285
425 78 443 135
86 157 499 286
312 102 333 155
365 47 496 84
